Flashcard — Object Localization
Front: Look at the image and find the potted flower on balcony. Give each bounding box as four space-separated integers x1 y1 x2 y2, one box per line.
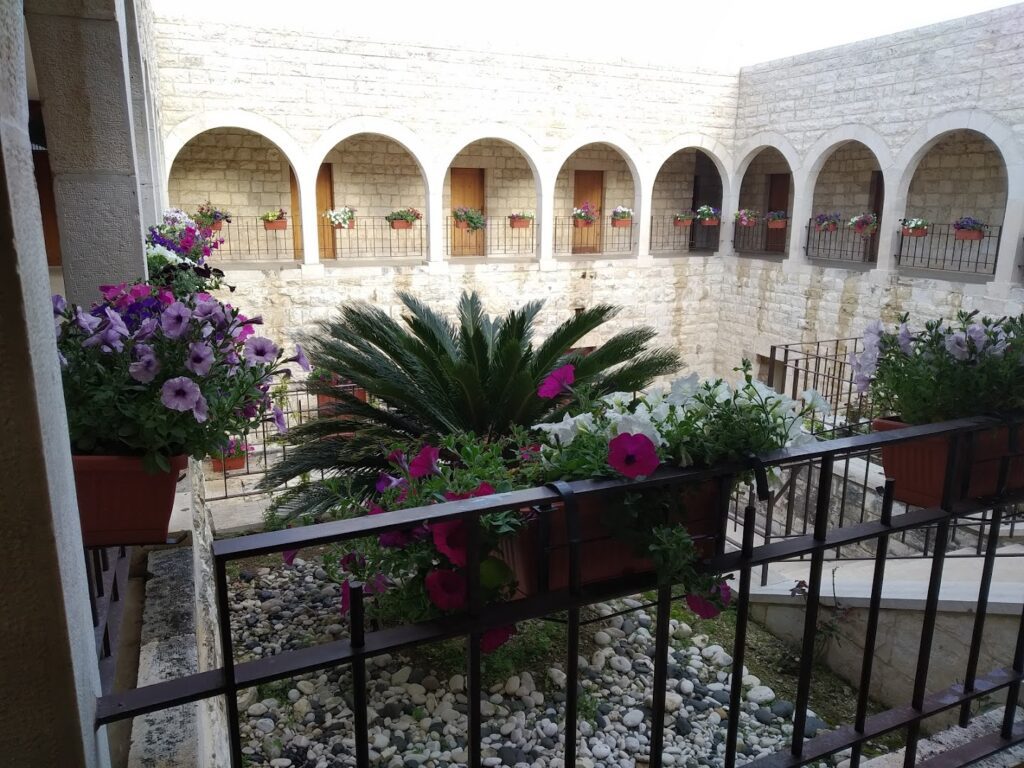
814 212 842 233
673 210 696 228
508 212 534 229
766 210 789 230
610 206 634 228
453 206 486 231
386 208 422 230
210 437 252 473
852 312 1024 508
144 208 227 300
849 212 878 238
734 209 761 227
261 208 288 231
325 206 356 230
571 202 599 228
194 201 232 232
953 216 987 241
695 205 721 227
54 283 306 546
900 217 929 237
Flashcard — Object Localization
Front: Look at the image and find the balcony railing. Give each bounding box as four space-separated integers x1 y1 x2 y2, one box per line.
553 216 634 256
444 216 537 257
733 219 789 255
805 220 878 264
210 216 304 262
99 412 1024 768
316 217 426 260
895 224 1002 275
649 217 721 255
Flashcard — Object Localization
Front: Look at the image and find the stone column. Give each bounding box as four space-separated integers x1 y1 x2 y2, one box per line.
537 168 556 267
636 171 654 264
123 0 159 224
0 5 110 765
787 168 811 266
426 169 445 265
993 161 1024 286
25 0 146 305
298 162 320 266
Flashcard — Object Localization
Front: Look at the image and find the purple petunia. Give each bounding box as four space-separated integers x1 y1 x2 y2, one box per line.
945 331 970 361
192 393 209 423
244 336 279 366
272 405 287 433
134 316 159 341
129 345 161 383
192 298 225 327
75 307 101 334
294 344 311 372
52 295 66 316
967 324 988 353
185 341 215 376
160 376 201 412
161 302 192 339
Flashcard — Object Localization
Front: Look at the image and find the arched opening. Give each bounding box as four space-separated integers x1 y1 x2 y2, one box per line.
899 129 1007 275
735 147 794 256
442 139 540 258
553 143 638 257
167 128 304 261
650 148 725 255
807 141 883 263
315 133 428 260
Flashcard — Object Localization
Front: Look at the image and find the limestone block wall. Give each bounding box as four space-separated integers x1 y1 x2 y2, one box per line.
811 142 881 218
737 148 793 213
553 144 636 218
442 139 538 218
324 134 426 219
651 149 697 220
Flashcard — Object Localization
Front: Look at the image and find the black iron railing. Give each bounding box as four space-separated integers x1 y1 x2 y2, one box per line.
210 216 304 262
97 416 1024 768
895 224 1002 275
649 216 721 255
733 219 789 255
316 217 426 260
553 216 634 256
805 220 878 263
443 216 537 257
87 545 131 695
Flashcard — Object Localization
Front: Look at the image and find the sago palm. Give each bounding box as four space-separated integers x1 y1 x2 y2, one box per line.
261 291 680 521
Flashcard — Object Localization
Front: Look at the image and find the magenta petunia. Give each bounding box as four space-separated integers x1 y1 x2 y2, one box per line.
685 592 721 620
376 473 405 493
431 520 468 567
481 624 518 653
282 549 299 566
340 579 351 615
160 376 200 412
424 569 467 612
537 364 575 399
409 444 441 478
607 432 660 479
368 502 411 548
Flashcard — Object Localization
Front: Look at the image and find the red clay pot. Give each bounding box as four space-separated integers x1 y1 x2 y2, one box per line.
210 220 223 232
211 455 246 473
263 219 287 231
73 454 187 547
509 218 530 229
673 220 693 228
700 218 720 227
872 417 1024 508
767 220 788 229
572 219 594 229
454 220 469 230
499 480 721 597
901 227 927 237
954 229 983 241
334 220 355 230
610 218 632 228
390 219 413 230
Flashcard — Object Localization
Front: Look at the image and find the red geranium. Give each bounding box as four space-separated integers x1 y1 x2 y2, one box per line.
425 569 467 611
607 432 660 479
537 364 575 399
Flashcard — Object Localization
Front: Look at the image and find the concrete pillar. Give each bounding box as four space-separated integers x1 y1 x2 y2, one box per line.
875 175 903 273
25 0 146 305
298 162 320 266
0 5 109 765
993 162 1024 286
538 168 556 267
788 168 811 266
426 168 445 264
636 170 654 264
123 0 159 224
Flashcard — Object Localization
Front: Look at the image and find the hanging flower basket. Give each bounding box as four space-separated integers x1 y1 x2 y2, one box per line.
211 455 246 473
767 220 788 230
390 220 413 230
509 218 530 229
610 218 632 229
263 219 287 231
334 220 355 230
573 219 594 229
700 218 720 227
872 417 1024 508
673 219 693 229
454 220 469 230
955 229 984 241
902 227 928 237
73 454 187 547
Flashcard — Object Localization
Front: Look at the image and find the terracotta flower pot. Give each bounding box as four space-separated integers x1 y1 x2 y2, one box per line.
573 219 594 229
211 455 246 473
815 223 838 233
902 227 927 237
210 220 223 232
700 218 720 227
673 220 693 228
263 219 287 231
738 221 758 228
454 220 469 230
499 480 721 597
509 218 530 229
767 220 787 229
73 454 187 547
955 229 984 241
390 219 412 230
872 417 1024 508
333 220 355 230
610 218 632 228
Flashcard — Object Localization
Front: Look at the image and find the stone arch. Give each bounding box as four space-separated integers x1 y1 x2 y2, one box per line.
309 117 431 191
649 138 731 255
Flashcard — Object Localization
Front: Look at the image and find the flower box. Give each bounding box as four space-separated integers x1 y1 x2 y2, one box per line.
700 218 720 227
210 221 223 232
738 221 757 228
573 219 594 229
509 218 530 229
334 220 355 230
955 229 984 241
872 417 1024 508
767 220 787 230
499 480 722 597
673 220 693 229
902 227 927 237
73 454 187 547
815 223 838 233
391 220 413 230
211 455 246 473
610 218 632 229
263 219 287 231
454 220 469 230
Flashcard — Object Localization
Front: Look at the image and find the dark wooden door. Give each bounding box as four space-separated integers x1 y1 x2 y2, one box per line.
316 163 336 260
451 167 485 257
289 167 303 260
573 170 603 254
766 173 790 252
867 170 884 260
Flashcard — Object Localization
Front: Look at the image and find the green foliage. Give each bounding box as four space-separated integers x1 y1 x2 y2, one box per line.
453 206 486 231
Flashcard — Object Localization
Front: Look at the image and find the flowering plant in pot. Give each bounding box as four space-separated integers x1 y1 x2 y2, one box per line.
452 206 486 231
385 207 422 230
733 209 761 227
571 202 598 228
261 208 288 230
695 205 720 226
848 212 878 238
765 210 788 229
146 208 227 299
953 216 987 241
851 312 1024 507
900 217 929 237
813 212 841 233
210 437 253 473
55 282 307 545
610 205 633 228
673 210 695 227
193 201 232 231
325 206 357 229
508 211 533 229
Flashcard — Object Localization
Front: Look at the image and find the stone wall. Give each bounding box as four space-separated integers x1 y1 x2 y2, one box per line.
553 143 636 219
651 149 697 220
738 148 792 213
811 142 880 218
442 139 537 219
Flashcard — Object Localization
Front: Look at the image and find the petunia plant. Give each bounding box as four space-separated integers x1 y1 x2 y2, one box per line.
146 208 228 298
55 282 308 472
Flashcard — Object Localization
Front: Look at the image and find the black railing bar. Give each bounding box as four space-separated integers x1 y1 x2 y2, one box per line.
915 721 1024 768
350 583 370 768
648 584 673 768
746 667 1024 768
95 668 225 725
726 504 757 768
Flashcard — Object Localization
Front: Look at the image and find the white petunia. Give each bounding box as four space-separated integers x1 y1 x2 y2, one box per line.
533 413 579 446
601 392 634 412
610 413 666 447
801 389 831 415
666 373 700 406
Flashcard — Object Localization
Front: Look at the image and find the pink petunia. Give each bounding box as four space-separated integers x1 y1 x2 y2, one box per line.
685 592 721 620
537 364 575 399
431 520 468 567
607 433 660 479
369 502 410 548
481 624 518 653
282 549 299 566
442 482 496 501
424 569 467 612
409 444 441 478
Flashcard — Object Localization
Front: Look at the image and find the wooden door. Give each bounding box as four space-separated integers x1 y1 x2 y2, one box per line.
33 150 62 266
289 167 303 260
451 167 485 256
316 163 336 260
573 170 603 254
867 170 884 260
766 173 790 252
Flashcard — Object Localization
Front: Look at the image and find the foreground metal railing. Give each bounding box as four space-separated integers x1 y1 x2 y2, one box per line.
804 220 878 264
86 545 131 695
895 224 1002 276
97 416 1024 768
733 220 789 256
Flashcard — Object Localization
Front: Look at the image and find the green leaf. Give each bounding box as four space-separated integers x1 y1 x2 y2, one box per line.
480 556 514 590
